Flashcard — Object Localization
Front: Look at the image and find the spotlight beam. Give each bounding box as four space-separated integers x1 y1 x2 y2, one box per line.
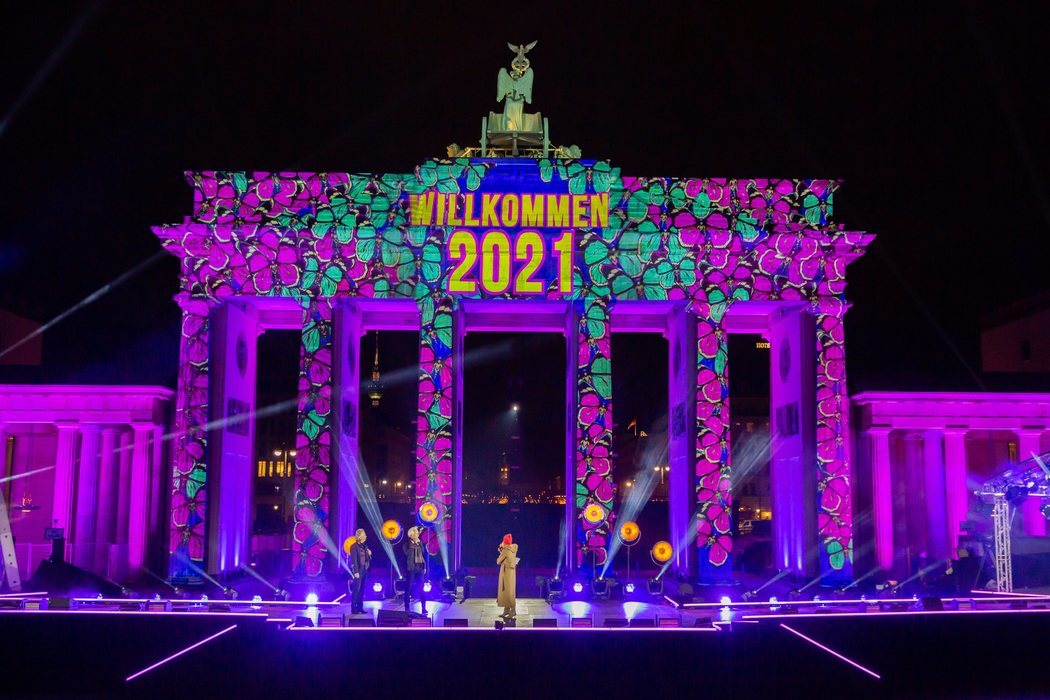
0 250 167 361
0 2 99 139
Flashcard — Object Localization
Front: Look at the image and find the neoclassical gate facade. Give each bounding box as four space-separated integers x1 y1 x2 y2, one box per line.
155 159 870 583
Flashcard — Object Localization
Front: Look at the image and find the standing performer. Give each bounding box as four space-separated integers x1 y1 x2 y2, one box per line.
404 526 427 614
497 533 518 620
348 528 372 615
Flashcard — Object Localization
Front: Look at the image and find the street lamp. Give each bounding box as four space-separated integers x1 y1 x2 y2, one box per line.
273 447 297 477
653 465 669 484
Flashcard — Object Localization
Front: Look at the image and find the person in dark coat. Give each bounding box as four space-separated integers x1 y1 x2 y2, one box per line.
348 528 372 614
403 526 427 614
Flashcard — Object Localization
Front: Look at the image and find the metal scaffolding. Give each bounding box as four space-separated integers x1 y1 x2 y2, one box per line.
990 493 1012 593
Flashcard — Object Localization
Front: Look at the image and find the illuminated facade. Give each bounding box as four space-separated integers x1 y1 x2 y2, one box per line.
155 161 870 583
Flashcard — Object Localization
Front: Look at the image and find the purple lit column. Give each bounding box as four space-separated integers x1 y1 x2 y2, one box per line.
667 306 697 578
73 425 101 570
95 428 120 555
331 302 363 562
450 303 465 573
696 304 732 583
169 295 212 578
768 306 818 577
943 428 969 554
292 299 334 577
128 423 153 573
922 430 950 560
52 423 80 534
1018 429 1046 537
415 296 457 575
814 299 853 581
869 427 893 571
572 297 614 573
206 301 259 574
116 430 132 544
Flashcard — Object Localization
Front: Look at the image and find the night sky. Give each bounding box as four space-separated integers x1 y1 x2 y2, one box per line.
2 3 1049 477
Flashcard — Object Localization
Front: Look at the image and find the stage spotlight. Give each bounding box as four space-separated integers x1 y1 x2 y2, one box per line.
719 595 732 605
440 577 456 595
200 594 209 602
372 581 384 596
223 587 239 600
418 500 441 525
591 577 613 599
647 578 663 596
394 577 407 593
624 582 636 594
1042 503 1050 520
305 592 319 606
572 582 584 594
511 403 520 412
382 519 403 544
650 541 674 566
618 521 640 544
583 503 607 526
423 580 433 594
273 588 290 601
1005 485 1029 507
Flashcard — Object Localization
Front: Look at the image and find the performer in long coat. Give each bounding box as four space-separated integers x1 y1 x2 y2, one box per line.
497 534 518 619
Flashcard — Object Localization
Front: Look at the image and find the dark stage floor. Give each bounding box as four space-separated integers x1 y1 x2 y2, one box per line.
2 591 1050 698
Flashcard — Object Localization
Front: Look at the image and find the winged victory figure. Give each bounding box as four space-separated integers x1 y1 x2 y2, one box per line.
496 41 537 131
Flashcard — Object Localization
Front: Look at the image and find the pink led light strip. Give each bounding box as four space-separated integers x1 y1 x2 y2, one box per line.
125 624 238 682
780 623 880 680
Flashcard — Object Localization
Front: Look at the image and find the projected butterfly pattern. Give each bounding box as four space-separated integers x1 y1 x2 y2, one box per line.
291 300 334 576
158 161 869 579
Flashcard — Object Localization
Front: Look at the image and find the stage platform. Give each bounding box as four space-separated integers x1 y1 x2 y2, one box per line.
3 591 1050 697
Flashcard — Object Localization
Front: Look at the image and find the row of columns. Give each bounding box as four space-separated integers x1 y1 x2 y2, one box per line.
869 426 1047 571
4 421 161 578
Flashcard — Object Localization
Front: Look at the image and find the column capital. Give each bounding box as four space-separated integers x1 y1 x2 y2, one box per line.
1016 427 1046 438
943 426 969 438
867 426 893 439
55 421 81 433
79 423 102 435
130 421 157 433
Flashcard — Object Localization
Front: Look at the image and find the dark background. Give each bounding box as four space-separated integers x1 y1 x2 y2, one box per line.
2 2 1049 477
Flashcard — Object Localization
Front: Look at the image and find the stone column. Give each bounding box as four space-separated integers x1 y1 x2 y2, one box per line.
116 430 132 543
450 304 466 573
414 296 459 579
52 423 80 534
943 428 969 554
95 428 121 547
696 303 731 583
1018 429 1046 537
768 305 818 577
922 429 950 560
292 299 334 578
73 425 101 570
667 306 697 579
869 428 894 570
128 423 154 573
169 294 212 578
206 300 260 574
571 297 614 575
813 298 853 582
331 302 363 566
902 434 927 566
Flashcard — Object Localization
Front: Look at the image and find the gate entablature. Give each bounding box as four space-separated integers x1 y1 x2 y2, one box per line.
156 159 870 582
